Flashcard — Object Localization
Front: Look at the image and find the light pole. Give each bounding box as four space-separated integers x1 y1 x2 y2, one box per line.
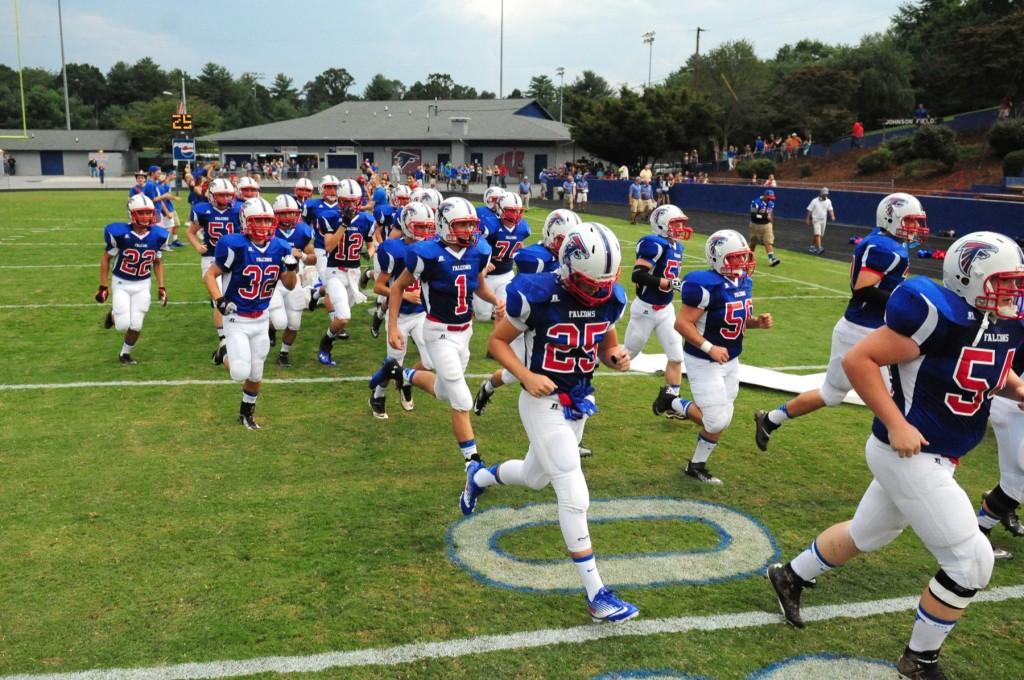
499 0 504 98
57 0 71 129
642 31 656 88
556 67 565 123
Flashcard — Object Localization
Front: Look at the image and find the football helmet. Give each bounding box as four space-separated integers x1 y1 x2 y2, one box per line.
558 222 622 307
876 192 928 242
424 188 444 211
399 201 437 241
338 178 362 209
942 231 1024 319
240 197 277 243
127 194 157 228
272 194 301 229
319 175 340 200
208 178 235 209
497 192 524 226
706 229 755 278
392 184 412 207
409 187 428 205
437 197 480 248
483 186 505 213
650 204 693 241
542 209 581 253
236 176 260 200
294 177 314 201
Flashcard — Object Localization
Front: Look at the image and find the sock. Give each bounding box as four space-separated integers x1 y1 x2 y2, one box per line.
459 438 478 461
789 539 836 582
121 341 134 355
373 385 387 399
403 367 417 382
908 605 957 654
281 343 291 355
216 328 225 341
671 397 692 418
242 389 259 404
768 403 790 427
574 554 604 600
769 252 778 261
978 505 1000 532
483 378 496 394
374 306 384 320
666 384 680 396
691 434 717 464
473 464 500 488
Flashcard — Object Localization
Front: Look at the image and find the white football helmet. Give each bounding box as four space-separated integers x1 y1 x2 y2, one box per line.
542 209 581 253
497 192 524 226
240 197 277 242
294 177 314 200
319 175 340 200
876 192 928 242
558 222 622 306
943 231 1024 319
272 194 301 229
338 178 362 209
650 204 693 241
483 186 505 212
399 201 437 241
208 178 235 209
437 197 480 248
392 184 412 207
236 175 260 200
409 187 428 205
127 194 157 228
706 229 755 278
425 188 444 211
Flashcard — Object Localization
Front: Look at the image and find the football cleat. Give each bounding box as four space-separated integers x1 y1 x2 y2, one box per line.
684 461 722 485
171 240 185 249
307 293 320 312
473 380 494 416
896 648 948 680
369 395 388 420
268 326 277 347
212 344 227 365
652 387 686 420
368 358 403 391
400 384 415 411
982 492 1024 537
769 256 782 267
579 445 593 458
767 563 807 629
118 353 137 365
359 268 372 289
370 309 384 338
753 409 777 452
277 352 291 367
103 311 114 329
238 413 261 430
318 350 336 367
587 587 639 623
337 329 350 341
993 546 1013 560
459 460 487 515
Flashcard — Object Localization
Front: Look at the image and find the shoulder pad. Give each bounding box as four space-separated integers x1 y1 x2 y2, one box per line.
612 282 628 306
510 273 559 305
900 276 975 325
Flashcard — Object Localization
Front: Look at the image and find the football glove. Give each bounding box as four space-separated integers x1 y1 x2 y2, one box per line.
282 254 299 271
159 287 168 306
215 297 237 315
95 285 109 303
670 278 683 291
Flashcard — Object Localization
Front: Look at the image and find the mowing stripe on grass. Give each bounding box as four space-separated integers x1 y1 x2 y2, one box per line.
0 301 208 309
5 585 1022 680
0 262 197 269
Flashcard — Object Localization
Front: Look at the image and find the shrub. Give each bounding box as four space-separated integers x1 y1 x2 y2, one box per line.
988 120 1024 156
886 135 916 164
899 158 947 180
799 163 813 178
856 147 895 174
736 158 777 179
1004 150 1024 178
911 124 960 168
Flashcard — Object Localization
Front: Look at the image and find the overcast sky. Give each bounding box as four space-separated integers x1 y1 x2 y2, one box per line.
2 0 901 95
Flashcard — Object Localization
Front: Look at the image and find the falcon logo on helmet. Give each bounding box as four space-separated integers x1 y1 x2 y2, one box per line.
650 204 693 241
399 201 437 241
483 187 505 213
392 184 412 207
876 192 929 243
542 209 581 253
437 197 480 248
706 229 755 278
943 231 1024 319
957 240 997 278
127 194 157 229
240 197 277 243
558 222 621 307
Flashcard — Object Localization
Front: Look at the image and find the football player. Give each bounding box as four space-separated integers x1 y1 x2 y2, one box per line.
128 169 146 197
291 177 314 208
367 201 436 418
316 178 374 366
96 195 169 364
303 175 341 314
268 195 317 366
387 197 502 467
473 192 531 321
669 230 773 484
187 178 241 363
461 222 639 623
158 172 185 249
233 175 260 210
475 186 505 242
629 205 693 416
754 193 927 451
204 198 298 429
767 232 1024 680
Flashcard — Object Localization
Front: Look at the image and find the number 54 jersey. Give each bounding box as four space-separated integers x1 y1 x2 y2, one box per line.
505 273 627 394
681 270 754 361
875 276 1024 459
214 234 294 315
104 222 169 281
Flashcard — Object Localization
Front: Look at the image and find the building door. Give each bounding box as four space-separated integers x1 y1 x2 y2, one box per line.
40 151 64 175
326 154 358 169
437 153 450 167
470 152 483 166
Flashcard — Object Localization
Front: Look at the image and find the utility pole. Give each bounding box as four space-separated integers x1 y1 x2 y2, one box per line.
642 31 656 88
57 0 71 129
499 0 504 98
556 67 565 123
693 27 705 95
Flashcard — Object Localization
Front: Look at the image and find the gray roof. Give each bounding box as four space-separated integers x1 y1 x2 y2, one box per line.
0 129 132 151
201 99 571 144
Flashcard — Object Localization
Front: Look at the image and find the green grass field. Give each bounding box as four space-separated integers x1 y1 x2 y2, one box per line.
0 190 1020 679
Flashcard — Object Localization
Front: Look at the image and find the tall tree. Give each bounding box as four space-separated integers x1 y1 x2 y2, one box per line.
832 34 915 127
525 75 557 112
194 63 238 111
269 73 300 105
404 73 477 100
362 74 405 101
303 68 355 112
116 96 223 149
691 40 772 148
563 70 613 124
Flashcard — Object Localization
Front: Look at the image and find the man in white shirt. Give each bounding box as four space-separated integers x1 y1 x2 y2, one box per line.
805 187 836 255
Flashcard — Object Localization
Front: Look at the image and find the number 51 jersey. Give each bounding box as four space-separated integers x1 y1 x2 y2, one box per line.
214 234 294 315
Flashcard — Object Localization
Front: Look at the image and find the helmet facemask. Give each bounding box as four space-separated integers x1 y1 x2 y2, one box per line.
244 215 277 244
668 216 693 241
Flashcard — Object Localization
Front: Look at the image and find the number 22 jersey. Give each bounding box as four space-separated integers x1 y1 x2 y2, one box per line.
104 222 169 281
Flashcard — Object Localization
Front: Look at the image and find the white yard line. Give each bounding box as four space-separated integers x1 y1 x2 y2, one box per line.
3 585 1021 680
754 295 847 301
753 271 848 295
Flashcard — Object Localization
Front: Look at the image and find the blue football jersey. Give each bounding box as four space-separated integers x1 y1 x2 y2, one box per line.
189 202 240 251
377 237 424 315
634 234 684 306
873 276 1024 459
374 204 398 232
681 270 755 360
845 228 910 328
303 198 342 249
475 206 501 242
104 223 169 282
483 218 532 276
319 211 375 269
505 273 627 394
406 239 492 325
514 243 558 274
275 221 314 251
214 234 293 315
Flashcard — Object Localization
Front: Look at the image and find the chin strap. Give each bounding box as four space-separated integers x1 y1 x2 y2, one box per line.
970 312 993 347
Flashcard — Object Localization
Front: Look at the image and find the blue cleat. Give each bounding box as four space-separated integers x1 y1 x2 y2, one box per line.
318 350 336 367
369 358 402 390
587 587 639 623
459 460 487 515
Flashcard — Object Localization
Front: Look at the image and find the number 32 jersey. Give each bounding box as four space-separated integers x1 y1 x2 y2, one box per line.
505 273 627 394
875 276 1024 459
214 234 293 315
681 270 754 361
104 222 169 281
406 239 492 325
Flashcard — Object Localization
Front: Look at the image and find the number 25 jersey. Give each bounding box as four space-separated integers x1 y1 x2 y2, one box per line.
681 270 754 361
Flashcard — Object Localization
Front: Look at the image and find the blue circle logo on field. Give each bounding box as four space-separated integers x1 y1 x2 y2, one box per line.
446 497 779 593
591 671 709 679
589 656 895 680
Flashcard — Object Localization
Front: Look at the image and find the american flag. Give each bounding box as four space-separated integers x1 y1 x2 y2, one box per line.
176 99 187 115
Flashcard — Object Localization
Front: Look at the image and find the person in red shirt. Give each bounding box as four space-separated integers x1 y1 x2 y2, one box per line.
851 121 865 149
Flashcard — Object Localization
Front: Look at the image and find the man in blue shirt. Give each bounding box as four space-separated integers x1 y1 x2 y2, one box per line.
749 189 780 267
628 178 643 224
